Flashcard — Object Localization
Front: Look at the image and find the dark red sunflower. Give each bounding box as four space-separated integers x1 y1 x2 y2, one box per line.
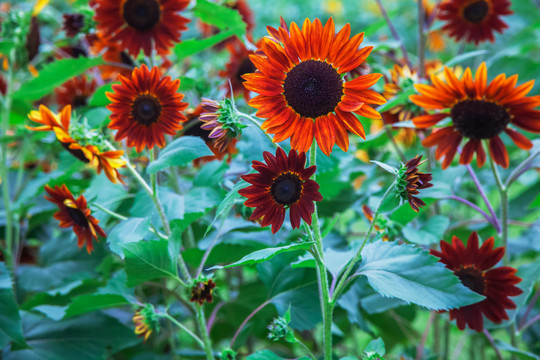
62 13 85 37
56 76 98 109
44 184 106 253
430 232 523 332
94 0 190 56
243 18 385 155
239 148 323 233
219 38 258 101
410 62 540 169
190 279 216 305
106 64 188 152
438 0 512 45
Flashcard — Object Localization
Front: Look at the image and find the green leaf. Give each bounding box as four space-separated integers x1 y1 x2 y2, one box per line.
494 339 540 360
175 29 241 60
378 188 401 213
364 337 386 357
358 241 485 310
0 263 27 347
64 294 131 318
402 215 450 245
88 82 116 107
376 88 416 113
12 57 104 101
205 179 248 235
246 350 285 360
122 240 177 286
107 217 151 258
371 160 398 174
210 242 313 269
3 312 138 360
147 136 213 174
193 0 246 31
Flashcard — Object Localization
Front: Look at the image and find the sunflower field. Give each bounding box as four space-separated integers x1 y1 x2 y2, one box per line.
1 0 540 359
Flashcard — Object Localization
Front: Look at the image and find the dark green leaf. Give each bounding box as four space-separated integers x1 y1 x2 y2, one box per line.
246 350 285 360
0 263 27 347
12 57 104 101
402 215 450 245
358 241 485 310
88 82 116 107
147 136 213 174
210 242 313 269
494 339 539 360
192 0 246 31
122 240 177 286
64 294 131 318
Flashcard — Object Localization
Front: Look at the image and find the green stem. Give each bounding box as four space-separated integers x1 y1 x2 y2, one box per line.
331 183 394 303
150 148 157 196
384 126 407 163
295 336 317 360
93 203 128 221
163 313 205 349
196 306 214 360
488 154 517 358
237 112 278 148
308 142 333 360
1 48 15 270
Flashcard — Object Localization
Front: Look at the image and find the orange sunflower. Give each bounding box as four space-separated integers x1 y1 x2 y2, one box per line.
438 0 512 45
243 18 385 155
106 64 188 152
44 184 106 253
94 0 190 56
410 63 540 168
56 76 98 109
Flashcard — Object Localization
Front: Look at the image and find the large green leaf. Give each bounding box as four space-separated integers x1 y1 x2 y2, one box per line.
122 240 177 286
205 179 248 235
3 312 138 360
210 242 313 269
192 0 246 31
147 136 213 174
402 215 450 246
0 263 27 347
64 294 131 318
246 350 285 360
174 29 241 60
12 57 104 101
357 241 485 310
107 217 151 258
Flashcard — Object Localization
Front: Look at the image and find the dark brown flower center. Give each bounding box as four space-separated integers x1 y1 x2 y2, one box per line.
131 95 162 126
65 204 89 227
120 51 135 68
183 119 210 142
451 100 510 139
463 0 489 24
236 57 256 83
283 60 344 119
455 265 486 294
123 0 161 31
60 141 90 163
270 172 303 206
73 95 89 108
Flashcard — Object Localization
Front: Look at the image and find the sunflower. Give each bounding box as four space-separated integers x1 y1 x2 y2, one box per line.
397 155 433 212
94 0 190 56
62 13 85 37
430 232 523 331
133 305 159 341
219 39 257 101
438 0 512 44
56 76 98 109
26 105 91 163
106 64 188 152
410 63 540 169
183 105 237 166
190 279 216 305
238 148 323 233
44 184 106 253
243 18 385 155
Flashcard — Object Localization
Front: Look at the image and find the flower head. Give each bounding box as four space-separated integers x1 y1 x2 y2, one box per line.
397 155 433 212
133 304 159 341
438 0 512 45
62 13 85 37
44 184 106 253
430 232 523 331
243 18 385 155
55 76 98 109
190 279 216 306
239 148 323 233
94 0 190 56
410 63 540 168
199 98 244 152
107 64 188 152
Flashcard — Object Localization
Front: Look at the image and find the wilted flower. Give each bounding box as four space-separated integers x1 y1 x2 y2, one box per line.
190 279 216 305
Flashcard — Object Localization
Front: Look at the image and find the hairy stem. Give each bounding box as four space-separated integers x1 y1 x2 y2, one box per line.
196 306 214 360
308 142 333 360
